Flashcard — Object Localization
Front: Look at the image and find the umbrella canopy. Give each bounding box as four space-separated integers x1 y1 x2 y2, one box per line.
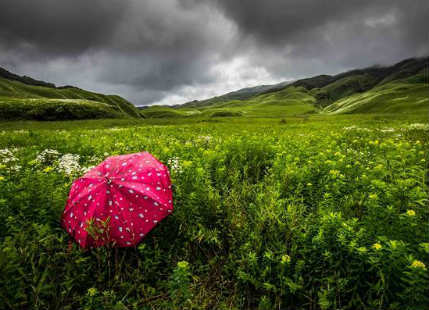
61 152 173 248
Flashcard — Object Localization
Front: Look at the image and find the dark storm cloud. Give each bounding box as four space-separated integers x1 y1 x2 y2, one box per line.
0 0 427 106
211 0 428 48
212 0 429 69
0 0 128 56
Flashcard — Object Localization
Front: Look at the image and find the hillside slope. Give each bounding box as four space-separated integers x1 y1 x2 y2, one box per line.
0 67 141 120
171 56 428 116
323 72 429 114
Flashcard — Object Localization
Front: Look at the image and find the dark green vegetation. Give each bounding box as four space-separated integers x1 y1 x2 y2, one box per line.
140 57 428 119
0 67 141 120
0 114 428 309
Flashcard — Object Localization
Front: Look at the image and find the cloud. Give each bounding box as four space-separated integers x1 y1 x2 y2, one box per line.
0 0 427 106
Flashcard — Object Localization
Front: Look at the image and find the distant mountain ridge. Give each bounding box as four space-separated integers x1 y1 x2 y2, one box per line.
178 56 428 109
180 80 291 108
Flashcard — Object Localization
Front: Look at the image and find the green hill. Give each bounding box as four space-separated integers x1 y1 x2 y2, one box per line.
323 72 429 114
0 67 141 120
172 56 428 117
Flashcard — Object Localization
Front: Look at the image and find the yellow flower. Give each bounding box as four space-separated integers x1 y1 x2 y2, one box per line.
0 176 4 182
87 287 97 297
411 260 426 269
177 261 189 269
281 254 291 264
307 183 312 187
329 169 340 177
372 243 382 250
369 193 378 200
43 166 53 173
406 210 416 216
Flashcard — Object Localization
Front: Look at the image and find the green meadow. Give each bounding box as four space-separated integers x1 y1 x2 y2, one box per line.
0 112 428 309
0 57 428 309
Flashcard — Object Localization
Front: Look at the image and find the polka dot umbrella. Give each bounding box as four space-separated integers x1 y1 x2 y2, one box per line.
61 152 173 248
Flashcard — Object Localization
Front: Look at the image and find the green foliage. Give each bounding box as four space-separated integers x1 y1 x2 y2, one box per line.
0 115 428 309
168 261 193 309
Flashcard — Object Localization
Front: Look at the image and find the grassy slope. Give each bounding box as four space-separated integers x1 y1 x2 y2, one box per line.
0 76 141 120
141 86 316 119
177 86 316 118
324 72 429 114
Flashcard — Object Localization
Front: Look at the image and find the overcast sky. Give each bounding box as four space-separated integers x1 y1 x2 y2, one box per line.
0 0 428 106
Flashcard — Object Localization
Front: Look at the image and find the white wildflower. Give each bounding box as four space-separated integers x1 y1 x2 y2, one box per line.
407 123 429 131
0 148 21 172
35 149 60 165
343 126 372 132
0 148 18 164
167 157 182 174
197 135 212 143
57 154 81 176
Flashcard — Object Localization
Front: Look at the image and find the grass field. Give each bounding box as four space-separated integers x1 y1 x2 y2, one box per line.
0 112 428 309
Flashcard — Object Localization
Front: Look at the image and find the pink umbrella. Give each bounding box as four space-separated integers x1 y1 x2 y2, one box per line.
61 152 173 248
